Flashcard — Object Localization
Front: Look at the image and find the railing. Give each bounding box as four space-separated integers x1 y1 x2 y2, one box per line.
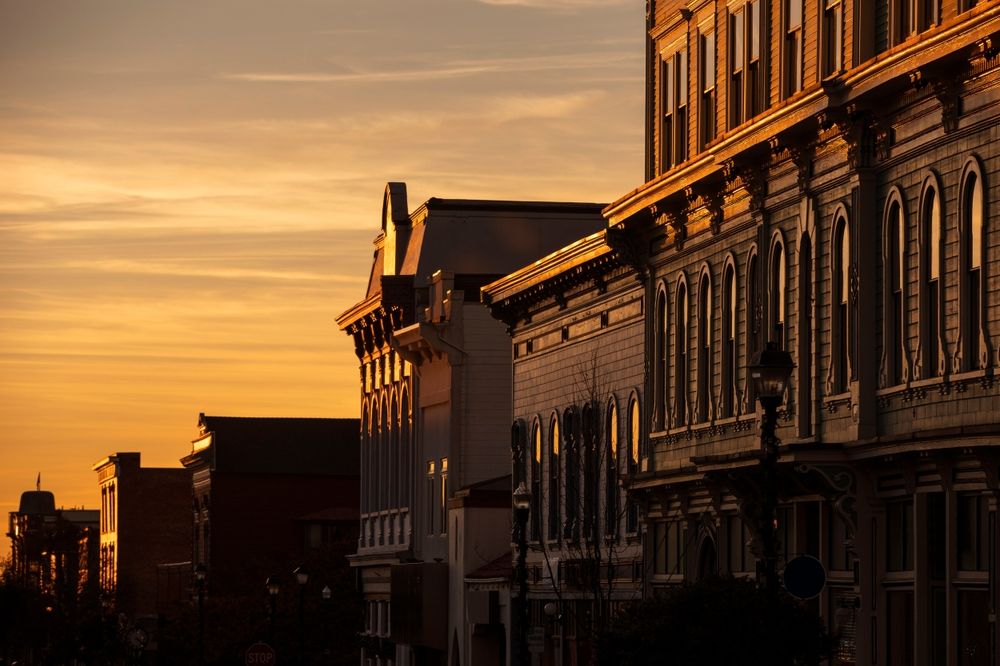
358 508 411 553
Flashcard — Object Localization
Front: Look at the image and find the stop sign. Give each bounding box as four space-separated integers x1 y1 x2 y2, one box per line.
245 642 276 666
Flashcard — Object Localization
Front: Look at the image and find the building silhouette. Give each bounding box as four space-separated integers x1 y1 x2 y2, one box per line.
338 182 605 666
92 452 191 641
487 0 1000 663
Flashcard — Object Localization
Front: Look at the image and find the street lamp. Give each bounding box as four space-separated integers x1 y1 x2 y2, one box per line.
748 341 795 597
294 566 308 665
266 575 280 644
513 482 532 666
194 563 206 666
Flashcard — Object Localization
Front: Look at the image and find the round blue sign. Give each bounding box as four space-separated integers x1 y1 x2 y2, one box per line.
782 554 827 600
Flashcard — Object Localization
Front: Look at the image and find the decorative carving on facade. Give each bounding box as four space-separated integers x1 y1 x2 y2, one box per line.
932 80 961 133
606 224 649 280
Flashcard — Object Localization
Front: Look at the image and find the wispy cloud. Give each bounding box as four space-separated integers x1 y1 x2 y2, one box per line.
223 51 637 85
478 0 633 7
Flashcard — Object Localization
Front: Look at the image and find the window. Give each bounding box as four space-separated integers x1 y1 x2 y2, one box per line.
654 289 668 430
725 515 753 573
426 461 436 535
822 0 843 76
563 410 579 541
654 521 686 575
582 404 597 541
401 389 411 509
746 251 760 407
960 160 988 372
531 422 542 541
697 270 713 422
958 493 988 571
798 236 813 436
770 240 786 348
886 499 913 572
784 0 803 97
833 215 851 392
921 179 943 378
721 263 738 417
674 279 689 426
439 458 448 534
627 398 640 534
605 402 619 539
884 197 906 386
747 0 765 116
660 49 688 171
548 415 561 541
730 8 745 128
700 30 716 149
390 398 399 509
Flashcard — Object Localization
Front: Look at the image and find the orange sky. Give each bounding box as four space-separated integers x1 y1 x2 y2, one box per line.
0 0 644 558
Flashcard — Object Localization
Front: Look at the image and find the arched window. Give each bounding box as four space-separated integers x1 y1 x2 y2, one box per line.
674 278 689 426
653 288 668 430
531 421 542 541
563 409 579 542
883 194 906 386
960 158 988 371
832 214 851 393
721 261 738 418
401 388 411 510
582 403 598 541
697 269 714 423
604 400 619 539
746 250 760 408
797 235 813 437
379 395 389 514
361 400 370 515
920 176 944 378
390 394 399 509
627 396 641 533
548 414 561 541
770 239 787 348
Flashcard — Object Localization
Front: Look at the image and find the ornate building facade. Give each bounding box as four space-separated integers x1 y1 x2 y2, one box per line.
338 183 605 666
594 0 1000 664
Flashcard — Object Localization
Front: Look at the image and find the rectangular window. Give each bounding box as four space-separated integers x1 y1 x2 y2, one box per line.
730 8 745 128
784 0 803 97
726 515 753 572
676 50 688 164
700 30 716 149
886 499 914 572
747 0 764 116
957 493 988 571
439 458 448 535
655 520 684 575
822 0 843 76
426 460 435 535
660 56 674 173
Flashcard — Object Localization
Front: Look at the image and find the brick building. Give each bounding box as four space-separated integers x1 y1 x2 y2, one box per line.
92 452 192 625
590 0 1000 664
180 413 359 598
482 229 646 666
337 182 605 666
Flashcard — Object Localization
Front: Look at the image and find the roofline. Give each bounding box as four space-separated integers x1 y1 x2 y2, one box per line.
336 292 382 331
410 198 606 218
481 229 611 304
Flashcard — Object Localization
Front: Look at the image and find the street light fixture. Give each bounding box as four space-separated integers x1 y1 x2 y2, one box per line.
294 566 308 665
748 341 795 597
194 563 206 666
513 482 531 666
266 575 280 644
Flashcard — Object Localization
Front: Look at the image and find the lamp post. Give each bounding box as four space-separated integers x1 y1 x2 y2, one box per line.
294 566 308 665
266 575 280 645
513 482 532 666
321 585 332 662
194 563 206 666
748 341 795 597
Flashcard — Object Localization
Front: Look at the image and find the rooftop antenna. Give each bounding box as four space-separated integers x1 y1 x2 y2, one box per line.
36 472 41 491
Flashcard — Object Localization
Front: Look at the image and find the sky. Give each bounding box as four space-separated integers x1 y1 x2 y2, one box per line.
0 0 645 558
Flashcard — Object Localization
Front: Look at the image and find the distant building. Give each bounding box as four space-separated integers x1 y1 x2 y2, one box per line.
179 413 359 597
92 452 192 625
337 182 606 666
6 484 99 615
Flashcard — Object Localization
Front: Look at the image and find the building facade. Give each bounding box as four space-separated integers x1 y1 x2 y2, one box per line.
92 452 192 626
592 0 1000 664
483 229 646 666
180 414 359 598
337 182 605 666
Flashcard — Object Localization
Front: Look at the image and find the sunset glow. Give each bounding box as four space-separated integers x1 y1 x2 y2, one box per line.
0 0 644 556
